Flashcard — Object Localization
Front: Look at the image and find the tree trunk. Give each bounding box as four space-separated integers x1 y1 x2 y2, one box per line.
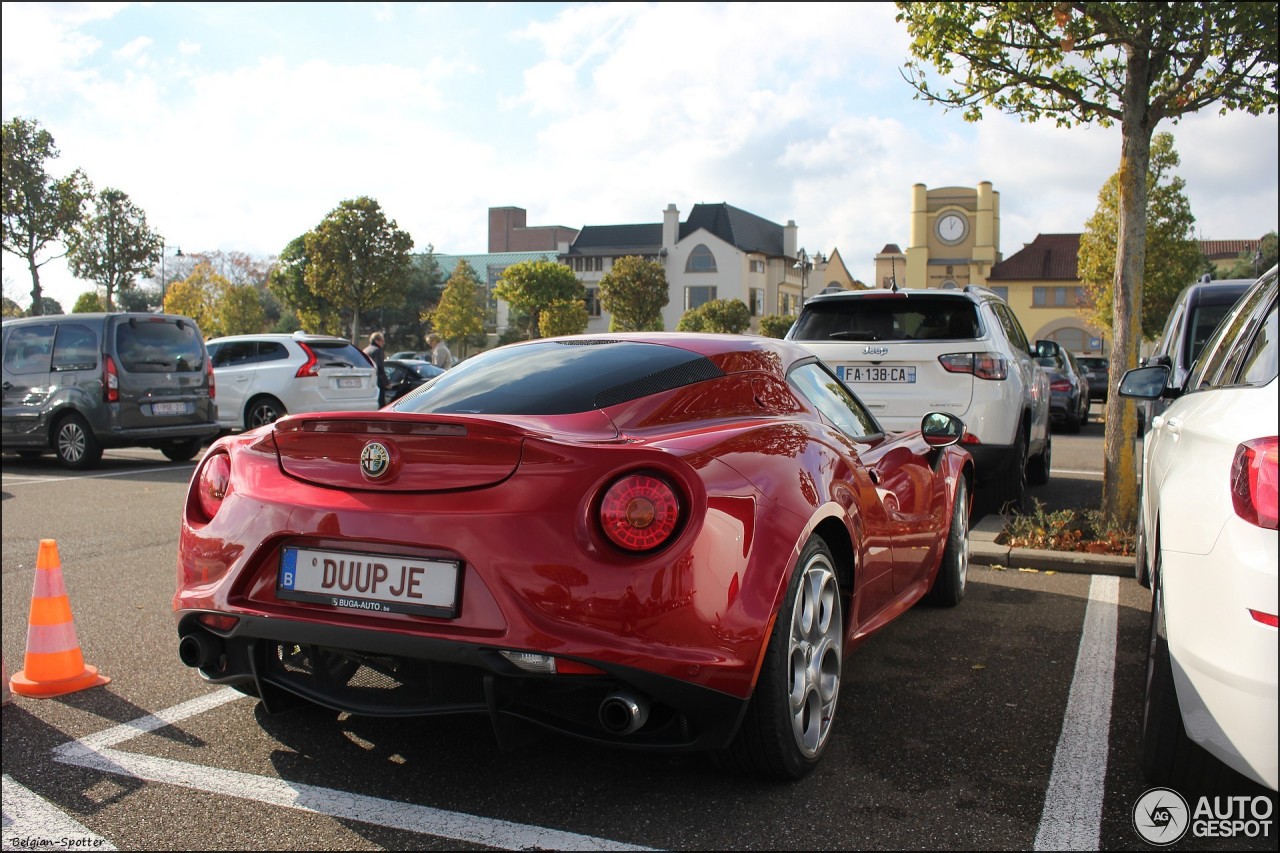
27 254 43 316
1101 49 1155 528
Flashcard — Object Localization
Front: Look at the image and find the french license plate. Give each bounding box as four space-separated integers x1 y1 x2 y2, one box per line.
337 377 362 389
839 366 917 383
278 546 459 617
153 401 189 415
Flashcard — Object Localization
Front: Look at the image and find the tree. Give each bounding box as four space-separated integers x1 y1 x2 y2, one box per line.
303 197 414 343
2 296 22 318
598 255 669 332
2 117 92 315
1078 133 1203 340
896 1 1278 526
430 259 486 358
268 234 344 336
758 314 795 339
72 291 104 313
677 298 752 334
164 262 223 334
66 187 162 311
493 258 584 340
540 299 590 337
377 249 445 351
215 283 268 336
1222 231 1278 279
31 296 63 316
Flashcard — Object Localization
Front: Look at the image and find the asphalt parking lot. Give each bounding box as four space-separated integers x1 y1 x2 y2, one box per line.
2 439 1275 851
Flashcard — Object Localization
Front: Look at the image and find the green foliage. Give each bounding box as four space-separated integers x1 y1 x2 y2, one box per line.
676 298 752 333
493 258 584 341
1001 499 1135 556
66 187 162 311
267 234 344 336
216 283 268 336
31 296 63 316
2 117 93 315
380 251 445 351
1221 232 1278 279
163 262 224 334
430 259 486 356
2 296 23 318
598 255 669 332
72 292 104 313
757 314 795 339
304 197 414 342
539 299 590 337
1077 133 1203 340
116 285 156 313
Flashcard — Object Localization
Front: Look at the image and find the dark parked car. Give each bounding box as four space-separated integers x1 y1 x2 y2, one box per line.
176 333 973 779
1076 356 1109 403
1034 346 1091 433
1139 275 1252 432
384 358 445 403
2 312 219 468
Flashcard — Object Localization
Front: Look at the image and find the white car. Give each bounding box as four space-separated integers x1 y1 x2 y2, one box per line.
205 332 380 432
1121 264 1278 792
786 286 1051 513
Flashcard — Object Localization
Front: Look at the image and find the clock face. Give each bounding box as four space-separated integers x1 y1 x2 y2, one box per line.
937 213 967 244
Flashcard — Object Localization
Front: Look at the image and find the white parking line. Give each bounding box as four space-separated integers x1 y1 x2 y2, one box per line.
1033 574 1119 851
38 687 652 851
1 463 195 486
2 774 118 851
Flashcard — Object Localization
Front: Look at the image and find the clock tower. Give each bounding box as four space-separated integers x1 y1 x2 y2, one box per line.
902 182 1001 289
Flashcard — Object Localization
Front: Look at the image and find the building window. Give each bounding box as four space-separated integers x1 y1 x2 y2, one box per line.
686 244 717 273
750 288 765 316
990 286 1009 301
749 259 765 273
685 286 717 311
585 287 601 318
1033 287 1047 306
941 280 958 289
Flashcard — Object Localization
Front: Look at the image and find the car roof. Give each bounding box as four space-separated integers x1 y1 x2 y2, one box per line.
803 286 991 304
517 332 812 375
205 332 354 344
1176 278 1254 304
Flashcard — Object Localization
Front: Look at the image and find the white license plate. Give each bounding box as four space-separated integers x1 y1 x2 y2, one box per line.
153 402 189 415
337 377 362 389
839 366 917 383
278 546 459 617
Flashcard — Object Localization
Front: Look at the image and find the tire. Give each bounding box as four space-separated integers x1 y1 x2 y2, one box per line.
720 536 843 780
1027 431 1051 487
1139 560 1225 792
1064 396 1082 434
54 413 103 470
998 426 1028 515
925 478 968 607
245 396 285 430
162 438 203 462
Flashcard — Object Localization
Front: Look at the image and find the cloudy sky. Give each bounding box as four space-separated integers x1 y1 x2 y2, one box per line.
3 1 1277 311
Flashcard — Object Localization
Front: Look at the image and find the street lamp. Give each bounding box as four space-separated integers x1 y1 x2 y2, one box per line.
160 244 182 308
794 248 813 312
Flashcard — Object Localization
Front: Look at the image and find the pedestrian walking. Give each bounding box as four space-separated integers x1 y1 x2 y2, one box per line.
364 331 391 407
428 333 454 370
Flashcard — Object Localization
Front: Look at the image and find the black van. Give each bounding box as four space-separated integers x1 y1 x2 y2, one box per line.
1138 275 1253 432
2 313 219 468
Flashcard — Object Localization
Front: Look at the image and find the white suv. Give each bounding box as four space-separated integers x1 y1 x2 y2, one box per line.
205 332 379 432
786 286 1052 512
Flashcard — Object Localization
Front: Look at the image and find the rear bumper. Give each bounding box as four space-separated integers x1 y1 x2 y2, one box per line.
176 611 749 751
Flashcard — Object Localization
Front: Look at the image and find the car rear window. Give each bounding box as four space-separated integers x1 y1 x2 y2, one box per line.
307 340 373 368
394 339 723 415
114 317 206 373
790 296 979 342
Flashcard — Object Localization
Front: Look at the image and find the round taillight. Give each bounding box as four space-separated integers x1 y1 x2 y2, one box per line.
196 452 231 520
600 474 681 552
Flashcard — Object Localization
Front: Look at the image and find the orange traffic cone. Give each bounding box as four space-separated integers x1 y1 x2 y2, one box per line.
10 539 110 698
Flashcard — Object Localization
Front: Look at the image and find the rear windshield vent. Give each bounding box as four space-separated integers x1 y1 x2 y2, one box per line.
594 358 724 408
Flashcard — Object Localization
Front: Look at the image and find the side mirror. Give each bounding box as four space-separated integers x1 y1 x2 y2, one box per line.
921 411 965 448
1035 339 1061 359
1118 365 1173 400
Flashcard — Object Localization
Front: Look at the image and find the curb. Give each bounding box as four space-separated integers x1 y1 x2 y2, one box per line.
970 516 1134 578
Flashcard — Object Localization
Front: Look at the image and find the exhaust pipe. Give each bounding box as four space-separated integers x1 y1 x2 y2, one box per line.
178 630 224 670
598 690 650 735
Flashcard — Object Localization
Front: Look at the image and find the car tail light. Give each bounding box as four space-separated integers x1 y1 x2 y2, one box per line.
294 342 319 378
195 451 232 521
938 353 1008 380
599 473 681 551
103 355 119 402
1230 437 1278 530
207 359 216 401
1050 378 1071 393
1250 609 1279 628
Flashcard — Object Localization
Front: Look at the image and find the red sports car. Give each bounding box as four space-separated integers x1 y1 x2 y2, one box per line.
175 332 972 779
